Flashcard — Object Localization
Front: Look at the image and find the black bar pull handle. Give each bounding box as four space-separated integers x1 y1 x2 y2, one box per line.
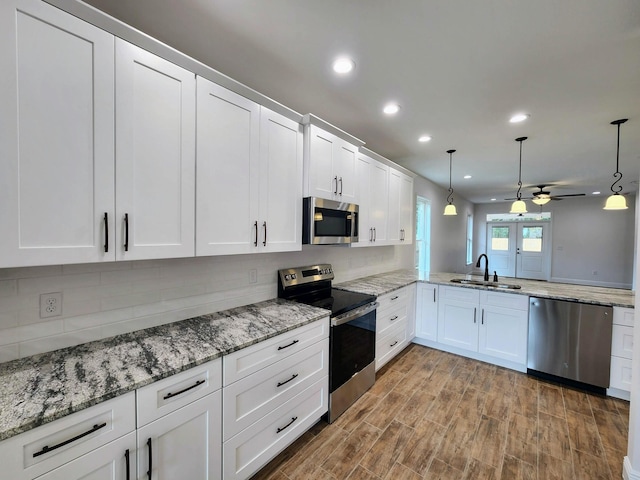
474 307 477 323
481 309 485 325
124 213 129 252
263 221 267 246
333 176 338 194
33 422 107 457
277 339 299 351
125 449 131 480
277 373 299 387
339 176 343 195
254 221 258 247
390 340 398 347
390 315 399 321
373 227 376 242
163 379 206 400
391 295 399 301
433 288 436 302
147 437 152 480
277 416 298 434
103 213 109 252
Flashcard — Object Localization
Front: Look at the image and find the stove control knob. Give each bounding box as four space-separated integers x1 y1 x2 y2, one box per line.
291 274 297 279
284 274 291 281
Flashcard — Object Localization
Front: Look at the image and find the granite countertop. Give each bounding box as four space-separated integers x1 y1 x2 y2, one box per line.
335 270 635 308
0 299 329 442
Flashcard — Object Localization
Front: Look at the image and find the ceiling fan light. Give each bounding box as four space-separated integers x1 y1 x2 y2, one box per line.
603 193 628 210
443 204 458 216
510 199 528 214
532 196 551 206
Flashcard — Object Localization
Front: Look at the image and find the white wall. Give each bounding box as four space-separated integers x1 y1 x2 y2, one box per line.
0 244 413 363
413 175 474 274
474 195 636 288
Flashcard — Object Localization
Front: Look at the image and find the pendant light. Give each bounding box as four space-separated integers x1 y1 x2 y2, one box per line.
603 119 628 210
531 195 551 206
443 149 457 215
510 137 528 214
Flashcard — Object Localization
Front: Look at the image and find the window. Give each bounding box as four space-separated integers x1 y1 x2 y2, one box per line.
415 197 431 273
491 226 510 251
522 226 543 252
466 214 473 265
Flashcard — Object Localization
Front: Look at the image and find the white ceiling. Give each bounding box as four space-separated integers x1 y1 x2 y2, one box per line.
83 0 640 204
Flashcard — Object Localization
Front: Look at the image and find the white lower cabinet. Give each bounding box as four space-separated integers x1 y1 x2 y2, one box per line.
136 357 223 480
436 286 529 368
609 307 634 399
375 285 415 370
222 317 329 479
416 283 438 341
137 391 222 480
0 392 136 480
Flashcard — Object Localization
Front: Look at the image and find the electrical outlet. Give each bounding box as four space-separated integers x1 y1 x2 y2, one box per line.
249 269 258 284
40 292 62 318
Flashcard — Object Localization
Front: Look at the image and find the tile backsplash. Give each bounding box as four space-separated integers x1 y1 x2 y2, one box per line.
0 245 411 363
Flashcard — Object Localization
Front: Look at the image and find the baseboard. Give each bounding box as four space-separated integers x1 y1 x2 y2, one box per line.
624 457 640 480
607 387 631 401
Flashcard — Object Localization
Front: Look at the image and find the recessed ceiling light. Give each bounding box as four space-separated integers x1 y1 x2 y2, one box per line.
592 191 601 195
509 113 530 123
383 103 400 115
463 175 472 179
419 135 432 143
332 57 355 74
491 198 497 201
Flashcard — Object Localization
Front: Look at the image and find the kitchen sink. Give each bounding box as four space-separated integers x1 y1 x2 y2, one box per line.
450 278 521 289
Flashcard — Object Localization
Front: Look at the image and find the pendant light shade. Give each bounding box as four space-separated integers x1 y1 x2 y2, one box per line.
603 119 628 210
443 149 457 216
509 137 528 214
532 196 551 206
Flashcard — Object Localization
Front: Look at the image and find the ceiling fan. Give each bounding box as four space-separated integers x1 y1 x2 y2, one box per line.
505 185 586 204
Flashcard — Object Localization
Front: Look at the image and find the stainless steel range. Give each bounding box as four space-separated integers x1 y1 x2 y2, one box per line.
278 264 377 423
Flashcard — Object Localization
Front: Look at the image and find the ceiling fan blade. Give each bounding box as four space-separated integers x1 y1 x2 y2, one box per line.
551 193 586 198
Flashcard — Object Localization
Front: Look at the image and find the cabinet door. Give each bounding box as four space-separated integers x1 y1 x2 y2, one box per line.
196 77 260 256
115 39 195 260
137 391 222 480
437 298 479 351
305 125 336 199
353 155 373 247
259 108 303 253
387 169 402 244
478 304 528 364
0 0 115 267
416 284 438 341
36 432 136 480
333 138 358 203
399 173 414 243
370 160 389 244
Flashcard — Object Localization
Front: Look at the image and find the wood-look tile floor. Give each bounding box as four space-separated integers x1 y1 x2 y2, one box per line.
251 344 630 480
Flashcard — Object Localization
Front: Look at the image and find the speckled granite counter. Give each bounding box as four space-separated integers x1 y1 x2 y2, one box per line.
335 270 635 308
0 299 329 442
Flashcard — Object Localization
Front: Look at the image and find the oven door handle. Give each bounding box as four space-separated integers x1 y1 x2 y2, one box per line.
331 301 379 327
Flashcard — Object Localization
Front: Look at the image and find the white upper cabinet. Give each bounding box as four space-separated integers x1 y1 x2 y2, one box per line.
196 77 302 256
196 77 261 256
115 39 196 260
0 0 115 267
258 107 303 253
303 123 359 203
388 168 414 245
354 153 389 246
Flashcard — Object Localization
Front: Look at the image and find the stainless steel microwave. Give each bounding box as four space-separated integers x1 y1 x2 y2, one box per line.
303 197 359 245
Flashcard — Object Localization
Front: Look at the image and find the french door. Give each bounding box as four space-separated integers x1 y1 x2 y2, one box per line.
486 222 551 280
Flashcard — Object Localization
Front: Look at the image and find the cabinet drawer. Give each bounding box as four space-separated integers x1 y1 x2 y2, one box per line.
610 356 632 391
223 377 328 480
223 338 328 440
440 286 480 303
0 392 135 480
611 325 634 360
376 321 407 370
377 302 408 335
223 318 328 385
377 287 410 311
479 291 529 310
137 357 222 427
613 307 635 327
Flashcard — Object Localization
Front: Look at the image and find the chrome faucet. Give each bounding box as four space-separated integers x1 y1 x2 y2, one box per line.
476 254 489 281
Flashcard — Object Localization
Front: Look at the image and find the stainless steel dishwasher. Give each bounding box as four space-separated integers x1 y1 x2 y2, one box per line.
527 297 613 392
